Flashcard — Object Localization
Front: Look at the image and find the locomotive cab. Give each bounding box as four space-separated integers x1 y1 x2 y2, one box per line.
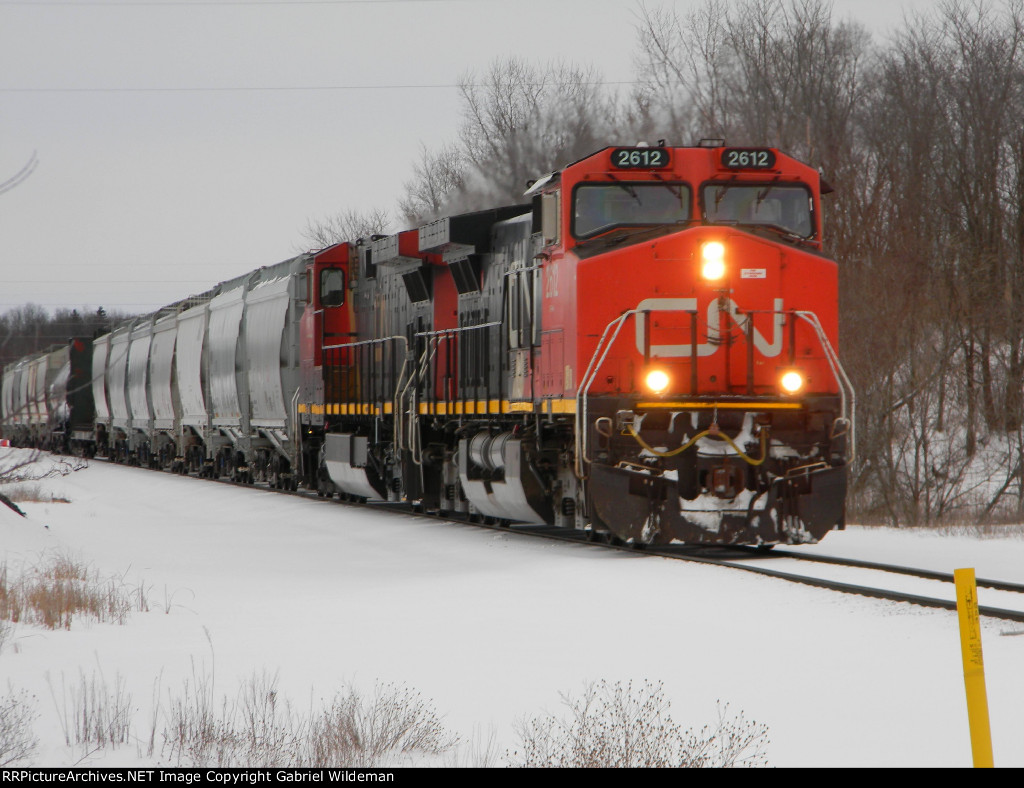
530 143 853 546
299 242 356 490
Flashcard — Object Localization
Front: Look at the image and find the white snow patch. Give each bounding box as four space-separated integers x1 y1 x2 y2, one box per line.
2 449 1024 767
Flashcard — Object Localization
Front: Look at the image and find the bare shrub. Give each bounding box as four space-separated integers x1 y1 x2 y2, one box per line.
301 682 456 767
0 688 38 766
47 670 134 750
932 522 1024 539
235 672 303 767
0 553 149 630
693 702 771 768
0 452 86 488
509 680 769 768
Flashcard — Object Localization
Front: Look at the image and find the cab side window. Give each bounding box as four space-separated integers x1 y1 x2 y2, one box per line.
320 268 345 308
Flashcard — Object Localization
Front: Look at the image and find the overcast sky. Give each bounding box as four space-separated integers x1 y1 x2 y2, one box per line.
1 0 933 315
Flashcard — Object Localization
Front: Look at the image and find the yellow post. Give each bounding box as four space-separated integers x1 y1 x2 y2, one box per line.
954 567 994 768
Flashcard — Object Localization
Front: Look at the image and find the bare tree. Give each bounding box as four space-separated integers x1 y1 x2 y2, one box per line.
398 142 466 224
299 207 391 250
633 0 732 142
455 57 615 205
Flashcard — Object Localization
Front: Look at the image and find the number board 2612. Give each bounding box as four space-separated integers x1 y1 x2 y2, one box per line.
721 148 777 170
610 147 671 169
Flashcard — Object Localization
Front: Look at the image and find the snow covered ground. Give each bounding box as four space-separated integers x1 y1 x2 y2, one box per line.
2 451 1024 768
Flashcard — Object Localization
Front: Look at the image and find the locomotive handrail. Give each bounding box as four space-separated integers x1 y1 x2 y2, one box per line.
413 321 503 337
794 310 857 464
575 309 640 480
323 335 410 453
291 386 302 474
403 340 436 465
405 321 504 465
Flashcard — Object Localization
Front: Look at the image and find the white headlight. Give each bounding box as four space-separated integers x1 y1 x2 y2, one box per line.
645 370 670 394
701 242 726 280
780 371 804 394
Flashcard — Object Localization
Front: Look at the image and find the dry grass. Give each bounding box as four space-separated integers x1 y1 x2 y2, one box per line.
163 667 298 767
48 670 135 751
0 553 149 631
302 681 455 767
509 680 769 768
1 482 71 504
162 672 457 767
2 668 771 767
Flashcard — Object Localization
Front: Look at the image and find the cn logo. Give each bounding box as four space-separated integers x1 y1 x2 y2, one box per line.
634 297 785 358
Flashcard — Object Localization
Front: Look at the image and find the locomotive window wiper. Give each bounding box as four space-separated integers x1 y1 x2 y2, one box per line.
734 221 809 242
606 173 639 201
651 172 684 202
703 182 814 239
573 182 692 240
577 221 696 252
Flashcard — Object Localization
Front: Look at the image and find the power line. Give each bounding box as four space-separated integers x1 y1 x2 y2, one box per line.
2 1 484 6
0 81 634 93
3 281 217 284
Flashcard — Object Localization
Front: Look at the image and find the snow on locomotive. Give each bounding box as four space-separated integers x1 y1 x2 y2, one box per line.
1 143 853 546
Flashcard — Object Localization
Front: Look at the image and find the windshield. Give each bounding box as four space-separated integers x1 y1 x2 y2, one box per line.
572 182 691 239
702 184 813 238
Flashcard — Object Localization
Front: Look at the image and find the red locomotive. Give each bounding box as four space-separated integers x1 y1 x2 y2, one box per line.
2 142 853 546
301 142 853 545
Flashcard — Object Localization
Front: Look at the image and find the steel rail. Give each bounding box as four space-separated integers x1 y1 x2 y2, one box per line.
731 545 1024 594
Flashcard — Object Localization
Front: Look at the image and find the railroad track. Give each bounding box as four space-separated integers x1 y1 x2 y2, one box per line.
96 457 1024 624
